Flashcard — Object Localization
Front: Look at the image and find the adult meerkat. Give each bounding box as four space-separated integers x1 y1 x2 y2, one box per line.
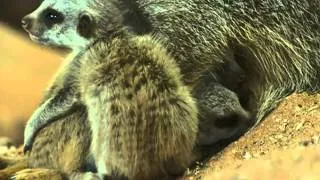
128 0 320 122
21 0 200 179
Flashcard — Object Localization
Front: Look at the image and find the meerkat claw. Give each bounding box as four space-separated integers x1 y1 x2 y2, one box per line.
23 145 31 154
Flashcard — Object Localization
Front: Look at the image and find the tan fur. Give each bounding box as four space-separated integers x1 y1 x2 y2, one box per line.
26 106 90 173
76 32 198 179
0 159 28 180
129 0 320 123
12 168 66 180
0 108 91 180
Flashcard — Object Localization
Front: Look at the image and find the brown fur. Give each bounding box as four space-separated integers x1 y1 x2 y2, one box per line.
0 159 28 180
75 31 198 179
26 106 90 172
120 0 320 122
82 0 320 130
0 107 90 180
11 31 199 180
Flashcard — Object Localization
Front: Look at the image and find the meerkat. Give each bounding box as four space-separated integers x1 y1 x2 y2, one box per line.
194 82 251 146
123 0 320 121
135 0 320 121
20 0 201 179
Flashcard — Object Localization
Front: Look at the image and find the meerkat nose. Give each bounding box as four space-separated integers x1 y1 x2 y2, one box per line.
21 16 33 31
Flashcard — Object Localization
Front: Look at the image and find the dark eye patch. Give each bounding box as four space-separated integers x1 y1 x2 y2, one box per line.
41 8 65 28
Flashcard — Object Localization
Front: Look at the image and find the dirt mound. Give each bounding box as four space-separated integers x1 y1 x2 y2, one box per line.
186 93 320 179
205 145 320 180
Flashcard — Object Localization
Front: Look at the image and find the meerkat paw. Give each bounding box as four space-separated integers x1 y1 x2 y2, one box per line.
0 169 11 180
69 172 105 180
0 156 25 170
69 172 129 180
11 168 65 180
0 159 27 180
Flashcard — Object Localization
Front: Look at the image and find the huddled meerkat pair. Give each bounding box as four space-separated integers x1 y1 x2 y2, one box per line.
2 0 320 179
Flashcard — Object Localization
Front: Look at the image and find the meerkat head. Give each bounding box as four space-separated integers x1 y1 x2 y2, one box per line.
21 0 125 50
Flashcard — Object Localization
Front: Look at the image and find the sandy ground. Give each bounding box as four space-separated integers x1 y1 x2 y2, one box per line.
188 93 320 179
0 24 320 179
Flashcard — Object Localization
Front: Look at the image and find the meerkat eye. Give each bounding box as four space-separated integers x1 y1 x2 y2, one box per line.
41 8 64 27
47 13 58 20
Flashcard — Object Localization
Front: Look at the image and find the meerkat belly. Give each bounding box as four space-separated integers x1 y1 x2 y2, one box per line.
84 89 112 156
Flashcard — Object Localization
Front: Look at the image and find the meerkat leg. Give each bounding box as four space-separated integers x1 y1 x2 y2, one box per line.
0 156 26 170
26 106 91 172
11 168 67 180
1 107 93 180
68 172 128 180
0 159 28 179
23 87 80 152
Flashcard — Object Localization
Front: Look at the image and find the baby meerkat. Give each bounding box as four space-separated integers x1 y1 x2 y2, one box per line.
80 32 199 180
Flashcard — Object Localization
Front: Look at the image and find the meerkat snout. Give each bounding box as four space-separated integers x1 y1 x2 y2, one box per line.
21 16 33 32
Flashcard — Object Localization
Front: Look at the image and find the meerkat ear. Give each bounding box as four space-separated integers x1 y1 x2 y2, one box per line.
77 13 95 38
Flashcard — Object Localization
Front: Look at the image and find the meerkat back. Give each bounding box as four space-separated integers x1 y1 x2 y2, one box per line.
79 33 198 179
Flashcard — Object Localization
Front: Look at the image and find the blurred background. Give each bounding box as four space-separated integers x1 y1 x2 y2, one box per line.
0 1 63 144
